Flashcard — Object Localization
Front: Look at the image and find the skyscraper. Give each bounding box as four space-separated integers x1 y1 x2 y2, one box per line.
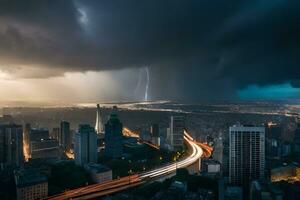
95 104 104 135
60 121 70 151
229 125 265 188
50 127 60 140
150 123 160 146
104 107 123 158
0 124 23 168
29 128 49 142
212 137 224 171
170 115 185 151
75 124 97 166
27 128 49 157
293 122 300 152
150 123 159 137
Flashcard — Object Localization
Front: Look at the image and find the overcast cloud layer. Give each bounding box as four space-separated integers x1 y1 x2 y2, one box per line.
0 0 299 102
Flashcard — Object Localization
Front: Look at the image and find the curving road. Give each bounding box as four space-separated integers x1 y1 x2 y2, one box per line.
46 131 204 200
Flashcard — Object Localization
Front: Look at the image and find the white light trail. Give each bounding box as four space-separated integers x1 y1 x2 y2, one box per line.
140 136 203 179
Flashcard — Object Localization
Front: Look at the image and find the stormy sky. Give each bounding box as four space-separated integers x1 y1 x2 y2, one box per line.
0 0 299 104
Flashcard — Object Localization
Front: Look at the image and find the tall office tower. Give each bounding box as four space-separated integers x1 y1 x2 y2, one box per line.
104 107 124 158
212 137 224 168
170 115 185 151
50 127 60 140
95 104 104 135
229 125 265 188
60 121 70 151
30 139 60 159
29 128 49 142
75 124 97 166
150 123 160 146
0 124 23 168
265 122 281 140
28 128 49 154
293 122 300 153
150 123 159 137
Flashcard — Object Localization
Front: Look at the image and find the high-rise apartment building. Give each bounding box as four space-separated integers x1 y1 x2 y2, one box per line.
229 125 265 187
0 124 23 168
293 122 300 153
104 107 123 158
150 123 160 146
150 123 159 137
60 121 71 151
75 124 97 166
170 116 185 151
50 127 60 140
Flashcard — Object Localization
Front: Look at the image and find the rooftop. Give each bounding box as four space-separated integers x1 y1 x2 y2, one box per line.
202 158 221 165
84 163 111 173
14 168 47 188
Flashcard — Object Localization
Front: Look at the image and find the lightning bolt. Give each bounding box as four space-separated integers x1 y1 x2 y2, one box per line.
144 67 150 101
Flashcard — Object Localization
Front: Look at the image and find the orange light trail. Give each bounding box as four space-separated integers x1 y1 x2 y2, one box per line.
123 127 160 150
123 127 140 138
65 150 74 159
184 130 213 158
23 140 30 161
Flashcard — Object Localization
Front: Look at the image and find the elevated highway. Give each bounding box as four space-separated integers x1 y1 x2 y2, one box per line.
46 130 212 200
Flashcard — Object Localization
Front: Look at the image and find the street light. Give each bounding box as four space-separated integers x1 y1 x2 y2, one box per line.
174 156 177 171
128 169 133 184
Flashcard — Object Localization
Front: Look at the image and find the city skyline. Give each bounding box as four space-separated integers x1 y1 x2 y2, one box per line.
1 1 300 199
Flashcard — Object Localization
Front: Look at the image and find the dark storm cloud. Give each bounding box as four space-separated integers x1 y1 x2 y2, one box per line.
0 0 299 100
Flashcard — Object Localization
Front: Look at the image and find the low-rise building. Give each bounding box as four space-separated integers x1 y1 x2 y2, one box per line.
84 163 112 184
250 180 283 200
271 164 300 182
225 186 243 200
201 158 221 174
14 168 48 200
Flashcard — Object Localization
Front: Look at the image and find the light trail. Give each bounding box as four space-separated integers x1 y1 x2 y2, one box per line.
46 175 141 200
23 141 30 161
65 150 74 159
142 140 160 150
122 127 160 149
45 131 203 200
139 135 202 179
195 142 213 157
123 127 140 138
184 130 213 158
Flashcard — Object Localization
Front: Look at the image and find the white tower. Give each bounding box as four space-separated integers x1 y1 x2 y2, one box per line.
95 104 103 134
